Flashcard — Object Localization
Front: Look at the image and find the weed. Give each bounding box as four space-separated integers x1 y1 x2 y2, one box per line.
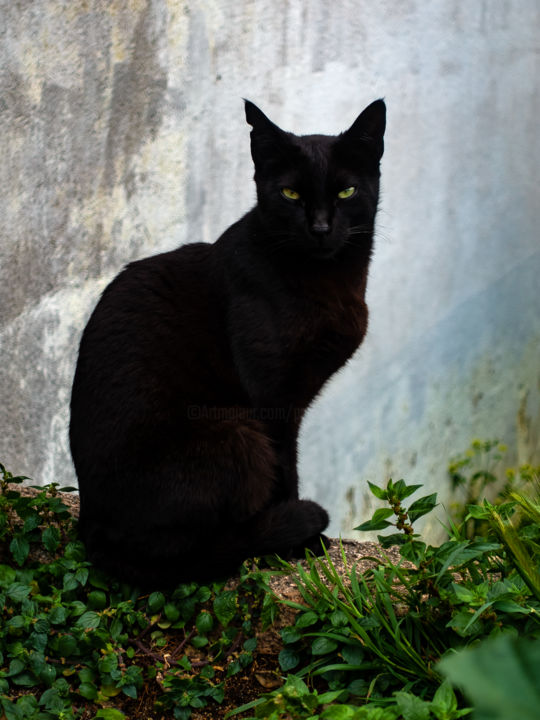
232 469 539 719
439 633 540 720
2 447 539 720
0 462 269 719
447 439 540 539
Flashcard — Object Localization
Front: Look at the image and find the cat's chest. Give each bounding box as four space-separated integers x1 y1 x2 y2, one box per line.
283 281 368 353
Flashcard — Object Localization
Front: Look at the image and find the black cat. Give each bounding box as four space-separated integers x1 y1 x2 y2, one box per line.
69 99 386 586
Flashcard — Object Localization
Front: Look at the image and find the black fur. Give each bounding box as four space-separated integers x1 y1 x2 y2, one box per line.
69 99 386 586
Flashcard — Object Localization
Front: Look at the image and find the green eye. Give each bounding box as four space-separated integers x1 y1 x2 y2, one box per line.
337 186 356 200
281 187 301 201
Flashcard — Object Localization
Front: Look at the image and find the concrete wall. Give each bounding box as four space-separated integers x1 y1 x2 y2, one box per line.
1 0 539 538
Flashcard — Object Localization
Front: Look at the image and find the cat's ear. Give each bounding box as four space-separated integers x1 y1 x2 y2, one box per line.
244 100 278 131
244 100 291 169
341 99 386 161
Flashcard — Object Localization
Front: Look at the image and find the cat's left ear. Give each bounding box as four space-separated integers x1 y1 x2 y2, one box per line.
341 99 386 161
244 100 292 169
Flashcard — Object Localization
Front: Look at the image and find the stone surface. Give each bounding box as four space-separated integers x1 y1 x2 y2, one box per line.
1 1 539 539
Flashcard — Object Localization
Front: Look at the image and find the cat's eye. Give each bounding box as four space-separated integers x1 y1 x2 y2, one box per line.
337 186 356 200
281 187 301 201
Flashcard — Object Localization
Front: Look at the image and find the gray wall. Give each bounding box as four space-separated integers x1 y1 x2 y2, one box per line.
1 1 539 538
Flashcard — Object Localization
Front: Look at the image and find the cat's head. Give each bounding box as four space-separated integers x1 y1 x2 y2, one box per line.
245 99 386 260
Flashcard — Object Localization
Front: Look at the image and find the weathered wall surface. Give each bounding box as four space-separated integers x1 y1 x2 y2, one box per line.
1 1 539 538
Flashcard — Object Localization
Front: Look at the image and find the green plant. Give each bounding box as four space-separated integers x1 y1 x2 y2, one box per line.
3 446 539 720
228 670 469 719
465 487 540 603
439 634 540 720
0 462 271 720
447 439 540 539
232 474 539 719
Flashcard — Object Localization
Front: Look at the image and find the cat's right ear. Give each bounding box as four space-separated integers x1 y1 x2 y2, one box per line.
244 100 290 169
340 99 386 162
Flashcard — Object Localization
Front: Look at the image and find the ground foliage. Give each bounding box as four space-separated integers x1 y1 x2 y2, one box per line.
0 462 276 719
1 441 539 719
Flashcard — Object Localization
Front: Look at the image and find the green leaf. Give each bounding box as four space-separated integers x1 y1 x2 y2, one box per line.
69 600 87 616
98 652 118 674
110 616 123 640
393 481 423 500
430 680 458 716
450 583 476 604
196 585 212 603
7 659 25 676
10 671 37 687
394 691 431 720
278 648 300 671
243 637 257 652
465 504 492 520
7 615 26 629
9 536 30 566
281 674 310 697
38 664 56 686
330 610 349 627
79 681 98 700
400 540 427 564
372 508 395 522
311 637 338 655
23 513 41 533
378 532 409 547
75 567 89 586
492 600 530 614
355 517 393 532
42 526 60 553
318 689 348 704
446 609 483 637
75 610 101 630
57 634 78 656
213 590 237 627
164 602 181 622
7 582 31 602
62 573 78 592
295 610 319 629
87 591 107 610
341 644 365 665
0 564 16 588
320 706 359 719
49 605 67 625
122 683 138 699
63 541 86 562
348 678 368 696
281 626 302 644
192 635 208 648
439 634 540 720
407 493 438 523
39 687 65 714
195 610 214 634
147 591 165 613
78 668 96 684
94 710 126 720
367 481 388 500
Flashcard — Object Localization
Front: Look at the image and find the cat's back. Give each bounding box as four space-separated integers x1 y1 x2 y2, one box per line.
70 242 229 453
77 242 223 358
